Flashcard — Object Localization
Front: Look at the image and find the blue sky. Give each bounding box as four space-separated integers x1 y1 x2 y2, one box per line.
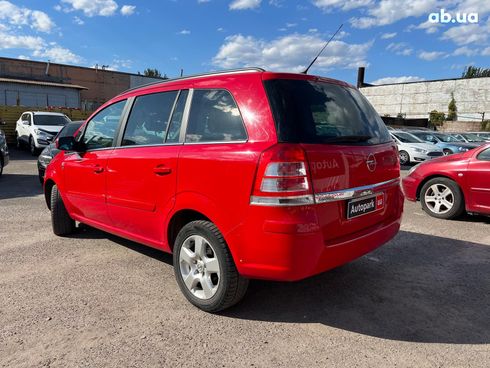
0 0 489 85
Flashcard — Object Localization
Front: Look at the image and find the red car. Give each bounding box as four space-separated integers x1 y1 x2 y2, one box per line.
45 68 403 312
402 143 490 219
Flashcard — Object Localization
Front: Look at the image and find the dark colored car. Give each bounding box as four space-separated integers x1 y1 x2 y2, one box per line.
0 122 9 177
402 143 490 219
38 121 83 183
44 68 403 312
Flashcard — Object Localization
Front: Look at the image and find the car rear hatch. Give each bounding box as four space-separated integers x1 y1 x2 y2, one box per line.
263 76 401 245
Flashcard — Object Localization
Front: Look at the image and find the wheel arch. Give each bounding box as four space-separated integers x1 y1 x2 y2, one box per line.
416 174 466 203
167 209 211 252
44 179 56 210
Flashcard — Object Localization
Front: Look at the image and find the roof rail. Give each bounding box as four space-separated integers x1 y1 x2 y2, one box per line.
121 67 266 95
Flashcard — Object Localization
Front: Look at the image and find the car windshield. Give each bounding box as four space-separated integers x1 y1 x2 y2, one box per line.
461 133 486 142
33 114 71 126
264 79 391 145
392 132 423 143
434 133 460 142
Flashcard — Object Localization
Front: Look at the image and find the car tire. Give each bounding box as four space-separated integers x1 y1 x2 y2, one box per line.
50 184 76 236
443 149 453 156
420 177 465 219
39 173 44 185
173 220 249 313
29 137 38 156
16 133 21 149
399 150 410 165
0 157 3 177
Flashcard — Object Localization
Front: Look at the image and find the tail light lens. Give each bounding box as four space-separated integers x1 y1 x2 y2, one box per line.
250 144 314 206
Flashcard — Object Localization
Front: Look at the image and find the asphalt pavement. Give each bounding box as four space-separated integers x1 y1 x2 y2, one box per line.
1 148 489 368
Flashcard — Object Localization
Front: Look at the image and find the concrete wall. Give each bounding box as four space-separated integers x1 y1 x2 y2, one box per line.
0 82 80 108
360 77 490 122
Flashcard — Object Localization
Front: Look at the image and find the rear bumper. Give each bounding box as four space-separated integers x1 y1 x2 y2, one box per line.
401 175 418 202
228 186 404 282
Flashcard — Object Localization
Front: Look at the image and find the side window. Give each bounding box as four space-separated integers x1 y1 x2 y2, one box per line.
122 91 178 146
166 90 188 143
477 148 490 161
82 100 126 150
185 89 247 143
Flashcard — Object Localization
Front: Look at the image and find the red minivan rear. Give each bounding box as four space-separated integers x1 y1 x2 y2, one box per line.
229 73 403 281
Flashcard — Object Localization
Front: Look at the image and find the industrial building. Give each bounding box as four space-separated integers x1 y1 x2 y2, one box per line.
0 57 163 111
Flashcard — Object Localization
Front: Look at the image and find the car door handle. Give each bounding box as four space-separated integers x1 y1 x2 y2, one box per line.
93 165 104 174
154 165 172 176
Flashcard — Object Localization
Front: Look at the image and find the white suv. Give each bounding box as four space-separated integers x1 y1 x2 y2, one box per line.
16 112 72 155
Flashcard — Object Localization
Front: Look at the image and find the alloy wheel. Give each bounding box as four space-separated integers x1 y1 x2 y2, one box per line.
424 183 454 214
179 235 221 300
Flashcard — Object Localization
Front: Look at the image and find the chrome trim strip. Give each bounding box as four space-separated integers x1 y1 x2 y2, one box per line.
314 178 400 204
250 195 315 206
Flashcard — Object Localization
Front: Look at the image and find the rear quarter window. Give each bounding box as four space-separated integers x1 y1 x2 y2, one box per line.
185 89 247 143
264 79 391 145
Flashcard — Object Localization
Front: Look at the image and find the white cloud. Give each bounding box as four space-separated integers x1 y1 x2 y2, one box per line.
418 50 446 61
0 1 55 32
73 16 84 25
350 0 439 29
0 32 44 50
212 33 372 72
380 32 397 39
120 5 135 15
178 29 191 35
441 19 490 45
371 76 425 84
386 42 413 56
18 55 31 60
33 45 83 64
229 0 261 10
482 47 490 56
452 46 477 56
313 0 373 11
61 0 118 17
269 0 283 7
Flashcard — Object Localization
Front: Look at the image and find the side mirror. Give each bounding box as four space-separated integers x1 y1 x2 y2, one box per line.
56 136 82 151
22 120 30 126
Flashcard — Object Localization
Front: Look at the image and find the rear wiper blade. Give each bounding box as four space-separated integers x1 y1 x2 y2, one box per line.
320 135 374 143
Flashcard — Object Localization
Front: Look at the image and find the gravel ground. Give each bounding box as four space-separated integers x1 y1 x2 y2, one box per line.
1 148 489 368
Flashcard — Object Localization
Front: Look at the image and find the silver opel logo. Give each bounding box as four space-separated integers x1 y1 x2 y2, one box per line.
366 154 377 172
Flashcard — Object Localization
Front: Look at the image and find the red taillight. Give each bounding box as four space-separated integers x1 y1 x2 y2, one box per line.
251 144 314 206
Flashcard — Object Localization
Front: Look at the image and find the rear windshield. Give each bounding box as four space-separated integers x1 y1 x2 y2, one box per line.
33 114 71 126
392 132 423 143
264 79 391 145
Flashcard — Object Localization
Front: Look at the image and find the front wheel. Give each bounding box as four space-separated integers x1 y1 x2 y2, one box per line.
29 137 38 156
443 149 453 156
420 178 465 219
399 150 410 165
173 220 248 313
50 184 76 235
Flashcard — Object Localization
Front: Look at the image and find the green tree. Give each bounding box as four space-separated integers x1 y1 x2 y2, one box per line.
429 110 445 126
461 66 490 78
447 93 457 121
143 68 163 78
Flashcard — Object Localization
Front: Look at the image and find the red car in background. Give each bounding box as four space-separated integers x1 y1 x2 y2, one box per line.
402 144 490 219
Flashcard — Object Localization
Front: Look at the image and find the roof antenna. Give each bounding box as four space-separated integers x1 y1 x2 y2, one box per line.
302 23 343 74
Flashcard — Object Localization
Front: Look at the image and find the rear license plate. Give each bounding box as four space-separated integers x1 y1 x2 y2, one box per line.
346 193 384 219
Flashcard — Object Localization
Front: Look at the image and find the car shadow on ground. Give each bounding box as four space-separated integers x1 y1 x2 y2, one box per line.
0 173 42 200
74 225 490 345
222 230 490 345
